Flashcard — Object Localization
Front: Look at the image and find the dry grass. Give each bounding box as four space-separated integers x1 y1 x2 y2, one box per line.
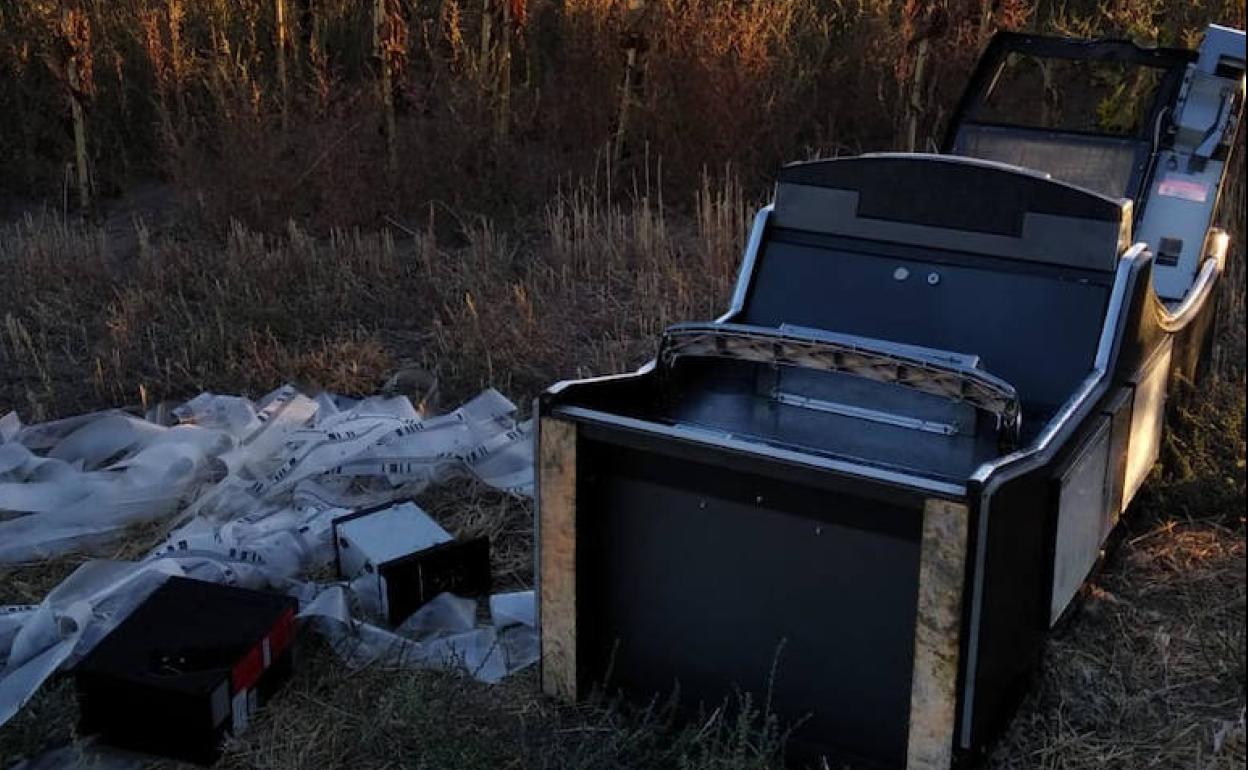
1 182 1243 769
0 0 876 227
991 377 1246 770
1 433 1241 769
0 165 748 418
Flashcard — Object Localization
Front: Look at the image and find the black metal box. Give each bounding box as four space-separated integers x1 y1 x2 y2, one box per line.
332 501 493 626
74 576 298 765
536 105 1239 768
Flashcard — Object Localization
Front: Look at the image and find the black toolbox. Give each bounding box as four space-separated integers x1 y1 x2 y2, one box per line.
74 576 298 765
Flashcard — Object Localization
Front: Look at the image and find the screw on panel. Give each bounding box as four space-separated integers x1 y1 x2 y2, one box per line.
893 267 910 281
927 272 941 285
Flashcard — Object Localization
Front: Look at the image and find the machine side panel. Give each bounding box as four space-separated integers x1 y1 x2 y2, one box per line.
576 434 931 768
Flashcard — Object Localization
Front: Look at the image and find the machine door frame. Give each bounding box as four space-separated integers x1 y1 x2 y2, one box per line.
942 32 1195 205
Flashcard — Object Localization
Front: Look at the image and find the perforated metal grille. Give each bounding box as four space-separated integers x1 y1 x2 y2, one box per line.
957 126 1138 199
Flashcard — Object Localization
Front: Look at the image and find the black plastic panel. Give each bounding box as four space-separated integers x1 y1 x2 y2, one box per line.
742 236 1112 424
778 154 1127 234
382 536 492 626
577 438 923 768
966 466 1053 748
74 577 298 765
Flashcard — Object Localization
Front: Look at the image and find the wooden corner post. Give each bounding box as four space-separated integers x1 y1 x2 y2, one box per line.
538 417 578 700
907 498 970 770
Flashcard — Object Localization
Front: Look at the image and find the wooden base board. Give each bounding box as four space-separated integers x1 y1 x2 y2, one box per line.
537 430 971 768
538 417 578 700
906 498 970 770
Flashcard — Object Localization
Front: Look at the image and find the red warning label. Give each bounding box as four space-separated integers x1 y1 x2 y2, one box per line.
1157 175 1209 203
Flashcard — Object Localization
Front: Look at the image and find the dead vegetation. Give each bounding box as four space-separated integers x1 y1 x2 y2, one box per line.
29 0 1229 230
990 380 1247 770
1 0 1246 768
0 167 747 420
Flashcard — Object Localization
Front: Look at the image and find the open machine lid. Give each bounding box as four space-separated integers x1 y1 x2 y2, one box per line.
943 26 1244 303
942 32 1195 202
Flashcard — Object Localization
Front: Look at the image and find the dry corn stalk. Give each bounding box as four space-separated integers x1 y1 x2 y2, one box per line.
374 0 399 177
478 0 493 78
615 0 648 161
275 0 289 130
496 0 512 139
477 0 518 139
60 4 94 214
906 37 929 152
897 0 945 152
978 0 994 45
168 0 185 122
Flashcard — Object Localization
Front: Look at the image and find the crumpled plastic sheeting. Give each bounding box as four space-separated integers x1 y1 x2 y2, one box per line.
0 422 233 563
0 560 186 727
303 589 538 685
1 385 533 565
0 386 537 734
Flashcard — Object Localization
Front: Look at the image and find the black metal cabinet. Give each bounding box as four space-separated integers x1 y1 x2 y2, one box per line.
536 25 1243 770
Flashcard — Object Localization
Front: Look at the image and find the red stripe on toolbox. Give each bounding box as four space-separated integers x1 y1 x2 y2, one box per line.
231 644 264 692
268 607 296 658
231 606 297 692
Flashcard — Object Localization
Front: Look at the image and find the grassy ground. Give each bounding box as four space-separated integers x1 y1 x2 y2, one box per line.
3 440 1242 770
0 187 1244 769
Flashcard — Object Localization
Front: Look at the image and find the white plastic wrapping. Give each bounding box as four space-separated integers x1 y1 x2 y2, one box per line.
490 590 537 629
302 588 538 684
0 560 186 727
0 386 537 734
1 386 531 566
0 427 232 563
